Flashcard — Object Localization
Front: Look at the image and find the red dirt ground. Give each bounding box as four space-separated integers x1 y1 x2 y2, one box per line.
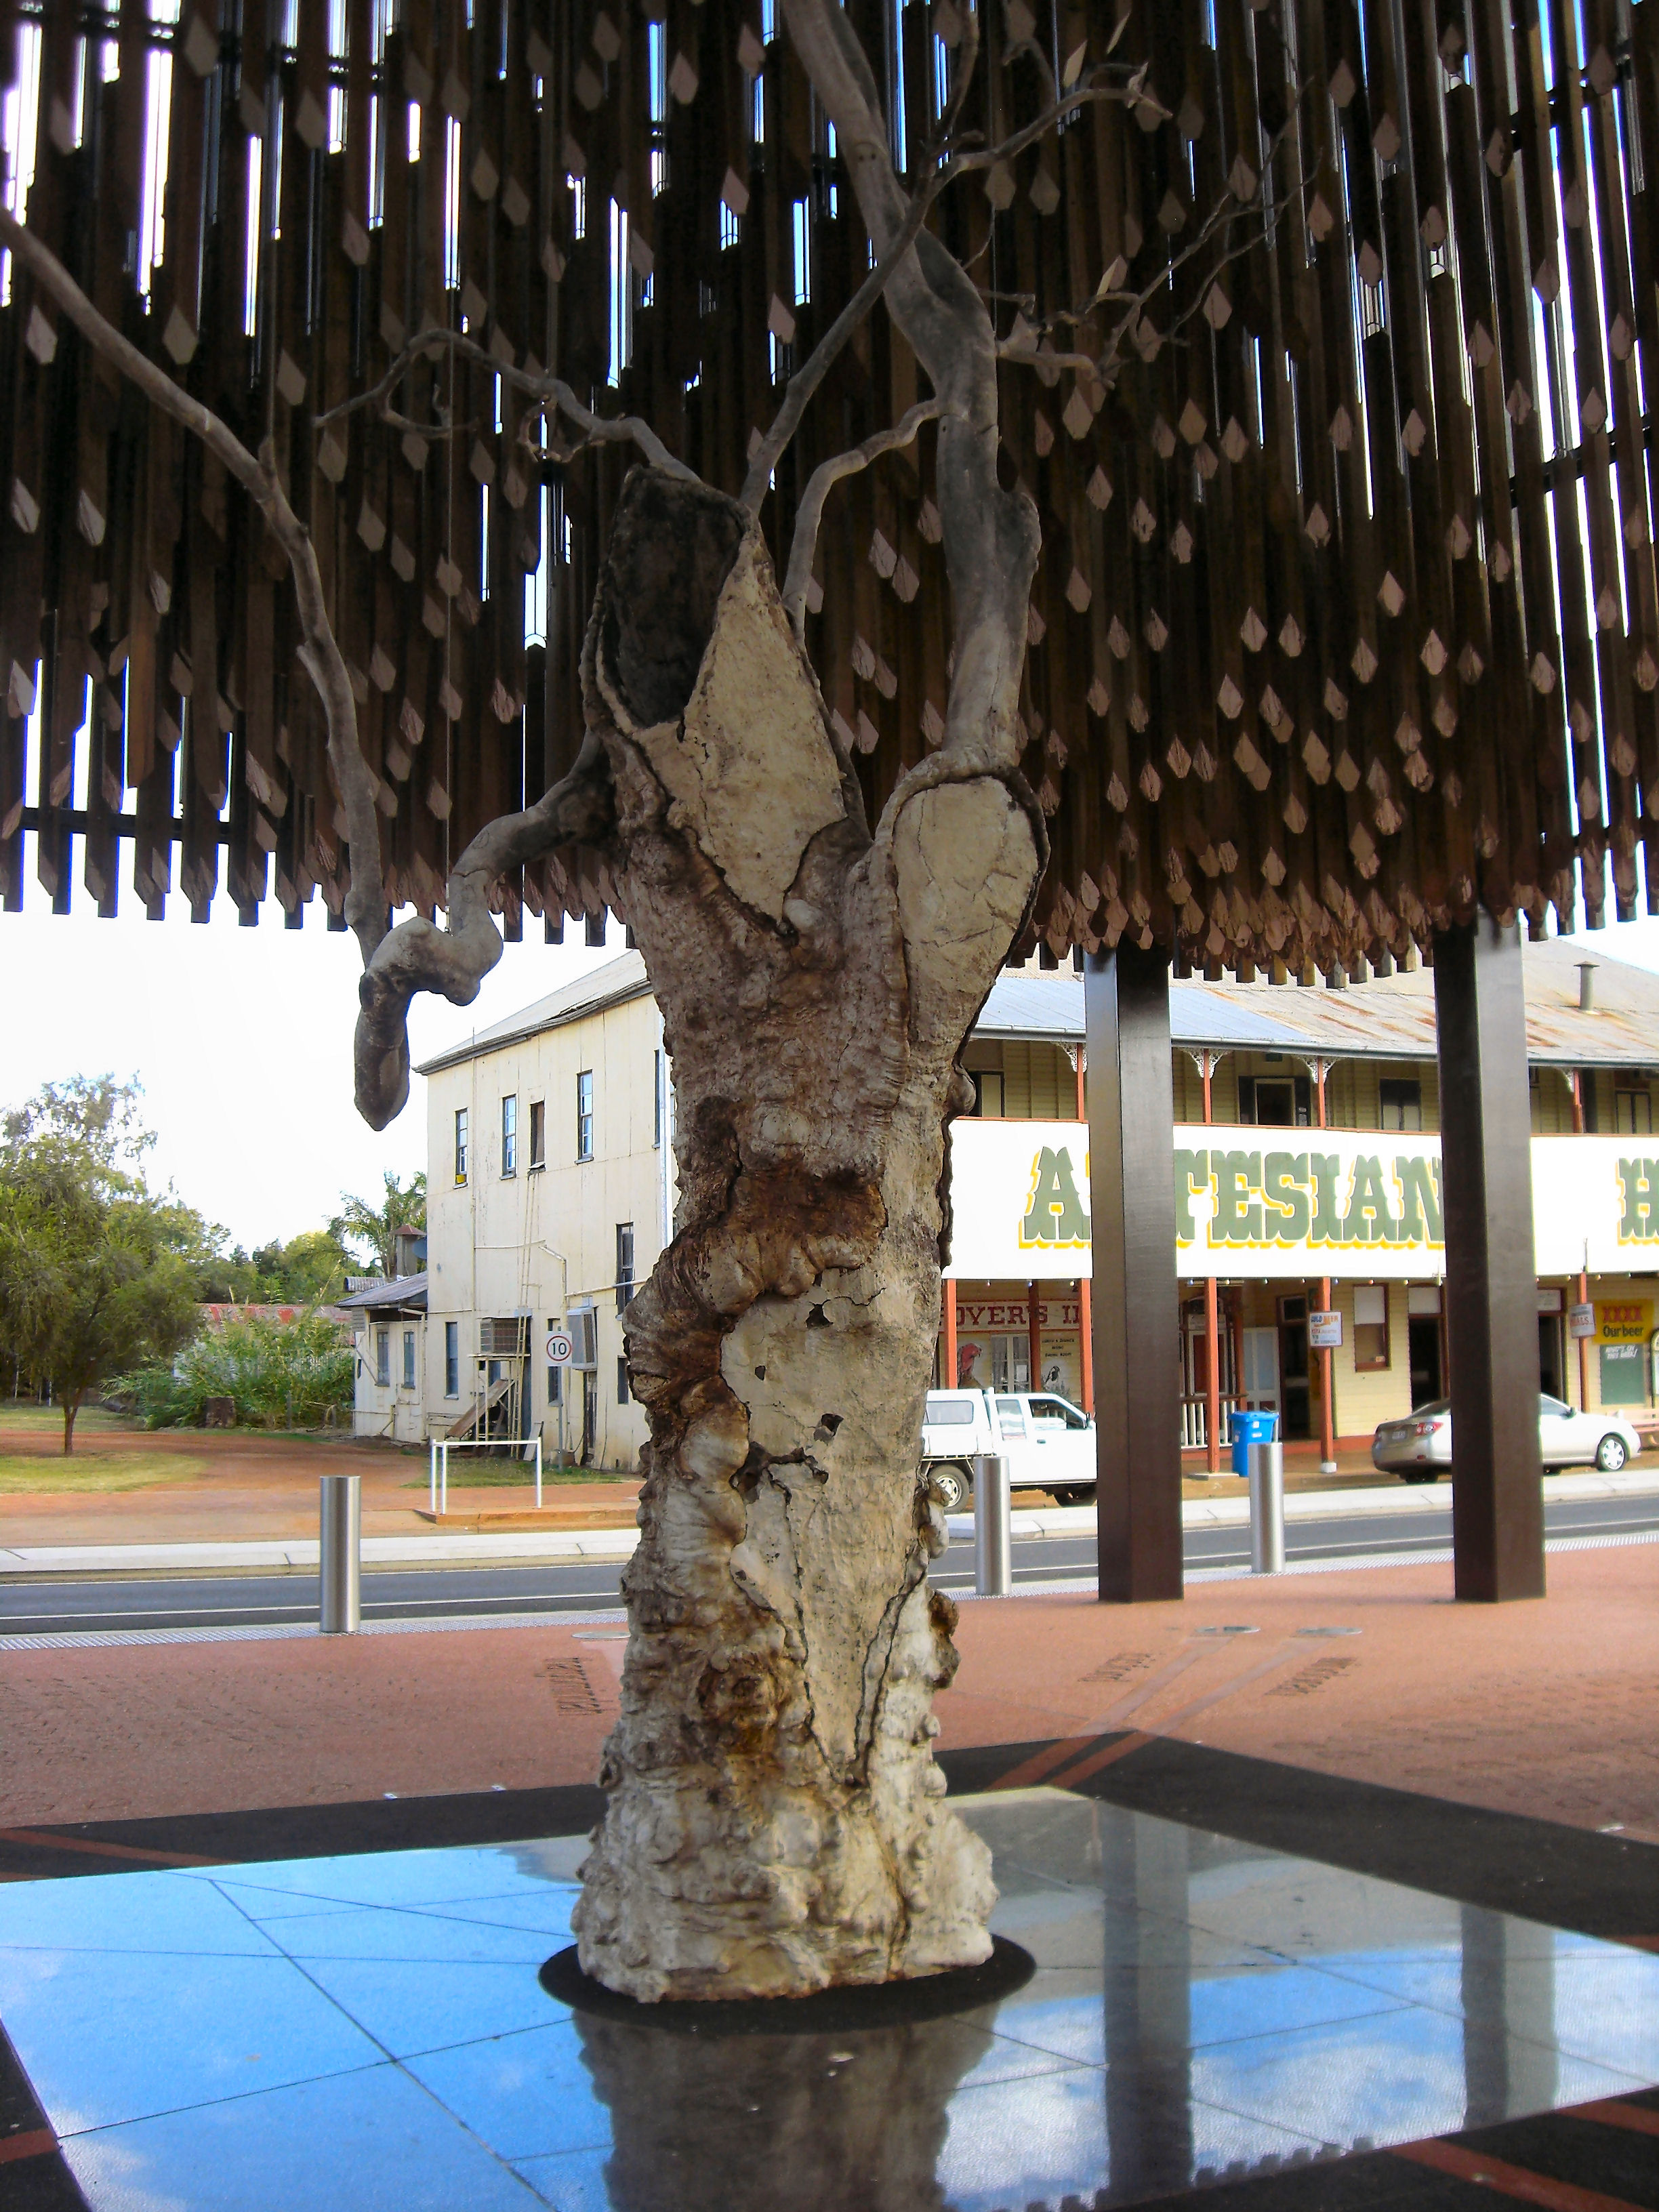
0 1422 640 1542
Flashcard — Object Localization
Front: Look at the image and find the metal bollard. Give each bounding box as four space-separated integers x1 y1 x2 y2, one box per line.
974 1453 1012 1597
1247 1441 1285 1574
319 1474 362 1633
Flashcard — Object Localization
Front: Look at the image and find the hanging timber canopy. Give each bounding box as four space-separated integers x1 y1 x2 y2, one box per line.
0 0 1655 978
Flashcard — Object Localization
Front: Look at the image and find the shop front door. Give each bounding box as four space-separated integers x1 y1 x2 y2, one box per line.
1277 1296 1310 1439
1537 1313 1565 1403
1408 1315 1443 1408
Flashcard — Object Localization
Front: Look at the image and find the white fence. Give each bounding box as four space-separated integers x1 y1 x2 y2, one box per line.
428 1435 544 1515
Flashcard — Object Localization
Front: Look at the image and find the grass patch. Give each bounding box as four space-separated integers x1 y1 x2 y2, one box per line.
0 1403 126 1439
401 1462 633 1488
0 1451 205 1494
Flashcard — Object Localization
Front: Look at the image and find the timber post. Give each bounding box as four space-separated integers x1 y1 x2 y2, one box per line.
1433 920 1546 1601
1086 944 1183 1602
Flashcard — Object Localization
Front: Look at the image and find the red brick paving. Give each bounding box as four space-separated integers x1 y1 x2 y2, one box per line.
2 1545 1654 1844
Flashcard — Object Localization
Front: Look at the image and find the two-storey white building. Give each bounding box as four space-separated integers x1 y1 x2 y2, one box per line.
390 937 1659 1473
417 952 672 1473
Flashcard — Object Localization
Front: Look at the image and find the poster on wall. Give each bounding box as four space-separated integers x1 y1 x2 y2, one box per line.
1308 1311 1343 1349
944 1121 1659 1284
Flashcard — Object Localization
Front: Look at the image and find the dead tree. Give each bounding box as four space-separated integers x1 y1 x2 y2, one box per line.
3 0 1649 1994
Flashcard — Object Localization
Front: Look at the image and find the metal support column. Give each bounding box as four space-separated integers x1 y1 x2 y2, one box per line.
941 1277 958 1389
1433 918 1545 1601
1086 943 1183 1601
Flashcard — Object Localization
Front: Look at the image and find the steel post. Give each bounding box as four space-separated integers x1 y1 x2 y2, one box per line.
974 1453 1012 1596
1247 1443 1285 1573
319 1474 362 1633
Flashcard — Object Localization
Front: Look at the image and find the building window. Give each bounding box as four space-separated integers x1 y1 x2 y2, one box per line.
501 1094 518 1175
375 1327 390 1386
616 1223 635 1314
1380 1078 1422 1131
445 1320 459 1397
653 1050 663 1149
970 1070 1004 1117
617 1355 632 1404
529 1099 546 1168
1353 1284 1391 1370
454 1108 469 1184
1616 1087 1654 1134
402 1329 416 1389
577 1070 594 1160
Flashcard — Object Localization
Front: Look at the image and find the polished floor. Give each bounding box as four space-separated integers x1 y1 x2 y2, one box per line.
1 1788 1656 2211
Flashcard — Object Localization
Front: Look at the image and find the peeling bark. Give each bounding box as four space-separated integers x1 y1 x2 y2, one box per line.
571 470 1042 2001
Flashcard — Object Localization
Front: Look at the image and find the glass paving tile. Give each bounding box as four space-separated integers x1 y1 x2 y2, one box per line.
2 1788 1656 2211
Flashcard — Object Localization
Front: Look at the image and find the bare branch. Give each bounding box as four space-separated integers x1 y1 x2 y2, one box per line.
0 207 390 962
783 398 950 638
317 329 699 483
995 99 1310 390
741 30 1155 512
353 731 615 1128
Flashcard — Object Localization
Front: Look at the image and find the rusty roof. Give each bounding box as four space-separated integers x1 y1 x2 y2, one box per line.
977 940 1659 1070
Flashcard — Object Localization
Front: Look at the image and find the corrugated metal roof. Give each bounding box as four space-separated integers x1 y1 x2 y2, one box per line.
337 1273 428 1312
979 943 1659 1067
415 952 650 1076
415 939 1659 1078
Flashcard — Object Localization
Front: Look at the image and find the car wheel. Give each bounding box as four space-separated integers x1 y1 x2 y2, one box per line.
1397 1470 1441 1483
1050 1486 1093 1507
1595 1434 1629 1473
930 1463 967 1511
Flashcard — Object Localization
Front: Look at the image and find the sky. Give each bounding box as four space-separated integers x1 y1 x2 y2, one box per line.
6 889 1659 1255
3 895 622 1252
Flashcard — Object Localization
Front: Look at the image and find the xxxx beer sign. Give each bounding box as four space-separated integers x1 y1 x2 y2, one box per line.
944 1122 1659 1284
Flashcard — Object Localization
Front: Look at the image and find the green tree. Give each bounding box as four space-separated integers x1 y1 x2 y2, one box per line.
331 1172 426 1282
0 1078 209 1452
118 1311 354 1432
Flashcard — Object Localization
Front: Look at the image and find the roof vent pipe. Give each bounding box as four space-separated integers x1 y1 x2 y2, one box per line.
1578 961 1597 1012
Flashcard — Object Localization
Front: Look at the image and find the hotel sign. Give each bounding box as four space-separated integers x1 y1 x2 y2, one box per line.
945 1122 1659 1283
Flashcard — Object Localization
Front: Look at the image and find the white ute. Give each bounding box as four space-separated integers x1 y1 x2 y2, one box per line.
922 1388 1097 1511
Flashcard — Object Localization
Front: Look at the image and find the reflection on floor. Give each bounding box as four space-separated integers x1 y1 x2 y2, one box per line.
1 1788 1656 2211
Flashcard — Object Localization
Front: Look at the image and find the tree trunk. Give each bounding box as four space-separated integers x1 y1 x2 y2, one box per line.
62 1389 82 1455
571 472 1042 2001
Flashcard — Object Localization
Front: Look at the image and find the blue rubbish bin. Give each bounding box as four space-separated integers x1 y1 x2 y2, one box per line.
1229 1408 1279 1479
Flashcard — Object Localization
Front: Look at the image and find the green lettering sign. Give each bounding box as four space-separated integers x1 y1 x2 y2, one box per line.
1174 1149 1209 1243
1263 1151 1311 1243
1396 1155 1443 1246
1020 1145 1091 1246
1309 1153 1344 1244
1343 1153 1401 1244
1212 1149 1263 1244
1618 1158 1659 1242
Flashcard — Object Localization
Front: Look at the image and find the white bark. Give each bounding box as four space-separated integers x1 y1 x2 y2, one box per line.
571 470 1042 1999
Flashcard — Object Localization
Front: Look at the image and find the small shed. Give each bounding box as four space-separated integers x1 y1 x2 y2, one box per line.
337 1275 429 1445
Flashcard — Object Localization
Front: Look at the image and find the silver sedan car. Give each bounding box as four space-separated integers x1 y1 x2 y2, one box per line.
1372 1395 1644 1481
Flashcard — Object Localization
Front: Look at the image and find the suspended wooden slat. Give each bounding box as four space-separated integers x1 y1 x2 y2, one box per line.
0 0 1651 976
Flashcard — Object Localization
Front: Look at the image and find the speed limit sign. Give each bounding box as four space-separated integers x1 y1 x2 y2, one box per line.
545 1331 575 1366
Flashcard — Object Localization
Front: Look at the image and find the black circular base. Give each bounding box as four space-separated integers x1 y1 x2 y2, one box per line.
539 1935 1035 2036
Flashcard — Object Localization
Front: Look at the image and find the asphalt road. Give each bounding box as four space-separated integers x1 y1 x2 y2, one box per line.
2 1492 1655 1637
